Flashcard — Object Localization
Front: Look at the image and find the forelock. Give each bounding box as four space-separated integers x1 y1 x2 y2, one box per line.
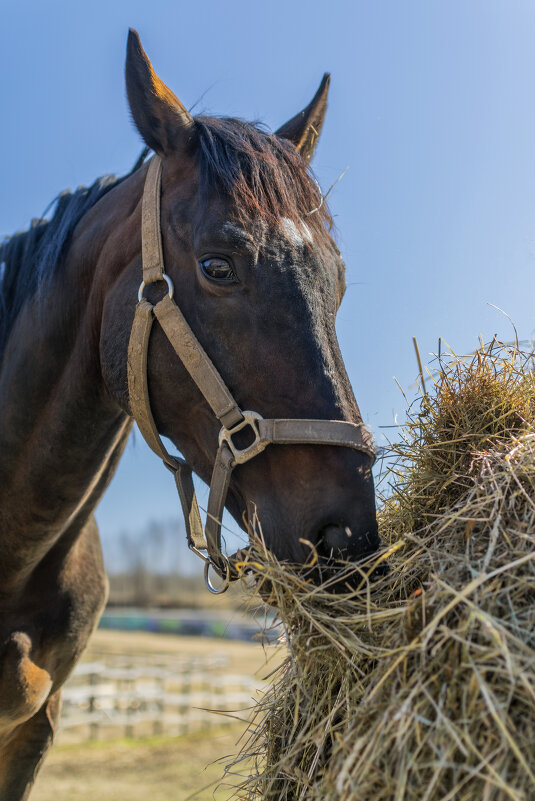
193 115 333 252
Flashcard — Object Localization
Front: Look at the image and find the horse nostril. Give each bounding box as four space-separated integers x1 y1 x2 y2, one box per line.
318 523 379 560
318 523 353 558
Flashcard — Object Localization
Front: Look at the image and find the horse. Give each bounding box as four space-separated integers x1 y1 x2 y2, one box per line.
0 29 379 799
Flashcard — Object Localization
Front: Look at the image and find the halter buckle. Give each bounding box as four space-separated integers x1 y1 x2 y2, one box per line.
218 411 268 466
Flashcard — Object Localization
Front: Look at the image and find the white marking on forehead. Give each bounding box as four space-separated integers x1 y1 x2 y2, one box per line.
218 218 313 258
280 217 313 246
221 220 263 244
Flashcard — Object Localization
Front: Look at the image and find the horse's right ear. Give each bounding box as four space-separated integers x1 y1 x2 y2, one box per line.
125 29 194 156
276 74 330 163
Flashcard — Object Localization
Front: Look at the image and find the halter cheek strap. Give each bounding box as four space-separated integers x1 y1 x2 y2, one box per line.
127 156 376 593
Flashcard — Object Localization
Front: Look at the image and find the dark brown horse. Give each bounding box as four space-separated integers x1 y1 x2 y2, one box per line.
0 30 378 799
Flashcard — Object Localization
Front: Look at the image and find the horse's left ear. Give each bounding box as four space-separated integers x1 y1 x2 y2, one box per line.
276 74 330 163
125 29 194 156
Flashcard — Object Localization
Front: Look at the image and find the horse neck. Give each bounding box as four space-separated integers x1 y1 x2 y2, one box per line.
0 169 145 586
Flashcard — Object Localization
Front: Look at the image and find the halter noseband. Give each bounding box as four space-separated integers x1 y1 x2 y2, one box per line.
127 156 376 593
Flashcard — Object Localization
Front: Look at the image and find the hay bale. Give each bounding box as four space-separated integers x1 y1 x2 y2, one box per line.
226 341 535 801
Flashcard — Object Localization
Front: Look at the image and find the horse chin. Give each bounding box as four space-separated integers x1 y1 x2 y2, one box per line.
300 549 390 593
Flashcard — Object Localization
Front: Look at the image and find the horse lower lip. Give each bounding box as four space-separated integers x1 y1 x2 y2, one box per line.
297 544 387 589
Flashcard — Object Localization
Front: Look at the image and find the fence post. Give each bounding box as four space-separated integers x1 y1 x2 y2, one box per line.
153 666 165 736
89 672 99 741
180 665 191 736
214 673 225 729
125 676 135 739
201 671 210 732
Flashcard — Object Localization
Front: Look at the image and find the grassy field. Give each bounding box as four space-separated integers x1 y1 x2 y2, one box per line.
32 729 242 801
31 628 279 801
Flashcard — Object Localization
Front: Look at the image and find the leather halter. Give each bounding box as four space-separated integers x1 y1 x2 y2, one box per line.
127 156 376 593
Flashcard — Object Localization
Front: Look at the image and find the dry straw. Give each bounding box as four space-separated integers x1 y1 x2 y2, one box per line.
224 339 535 801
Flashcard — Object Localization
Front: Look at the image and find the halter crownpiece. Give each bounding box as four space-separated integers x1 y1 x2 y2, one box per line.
127 156 376 593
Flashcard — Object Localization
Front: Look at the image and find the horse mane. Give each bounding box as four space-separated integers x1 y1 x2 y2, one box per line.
0 173 123 354
194 116 333 243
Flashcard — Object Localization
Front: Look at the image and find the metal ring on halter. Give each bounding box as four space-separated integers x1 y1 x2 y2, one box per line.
138 273 174 302
204 558 231 594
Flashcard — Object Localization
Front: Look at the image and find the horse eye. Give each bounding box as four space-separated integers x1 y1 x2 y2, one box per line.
199 257 236 283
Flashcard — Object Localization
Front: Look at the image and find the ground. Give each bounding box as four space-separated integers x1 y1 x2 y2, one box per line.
32 729 242 801
31 628 279 801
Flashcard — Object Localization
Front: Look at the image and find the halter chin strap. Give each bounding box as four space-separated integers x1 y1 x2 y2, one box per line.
127 156 376 593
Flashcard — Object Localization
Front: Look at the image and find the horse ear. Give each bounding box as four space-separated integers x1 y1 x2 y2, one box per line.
276 74 330 163
125 29 194 156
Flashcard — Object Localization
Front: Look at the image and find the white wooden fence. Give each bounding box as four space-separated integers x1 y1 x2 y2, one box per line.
59 653 263 742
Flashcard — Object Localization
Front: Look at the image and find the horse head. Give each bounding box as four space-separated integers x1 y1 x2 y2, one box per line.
101 30 379 575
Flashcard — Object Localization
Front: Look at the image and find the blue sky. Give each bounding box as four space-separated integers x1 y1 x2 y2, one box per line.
1 2 534 562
